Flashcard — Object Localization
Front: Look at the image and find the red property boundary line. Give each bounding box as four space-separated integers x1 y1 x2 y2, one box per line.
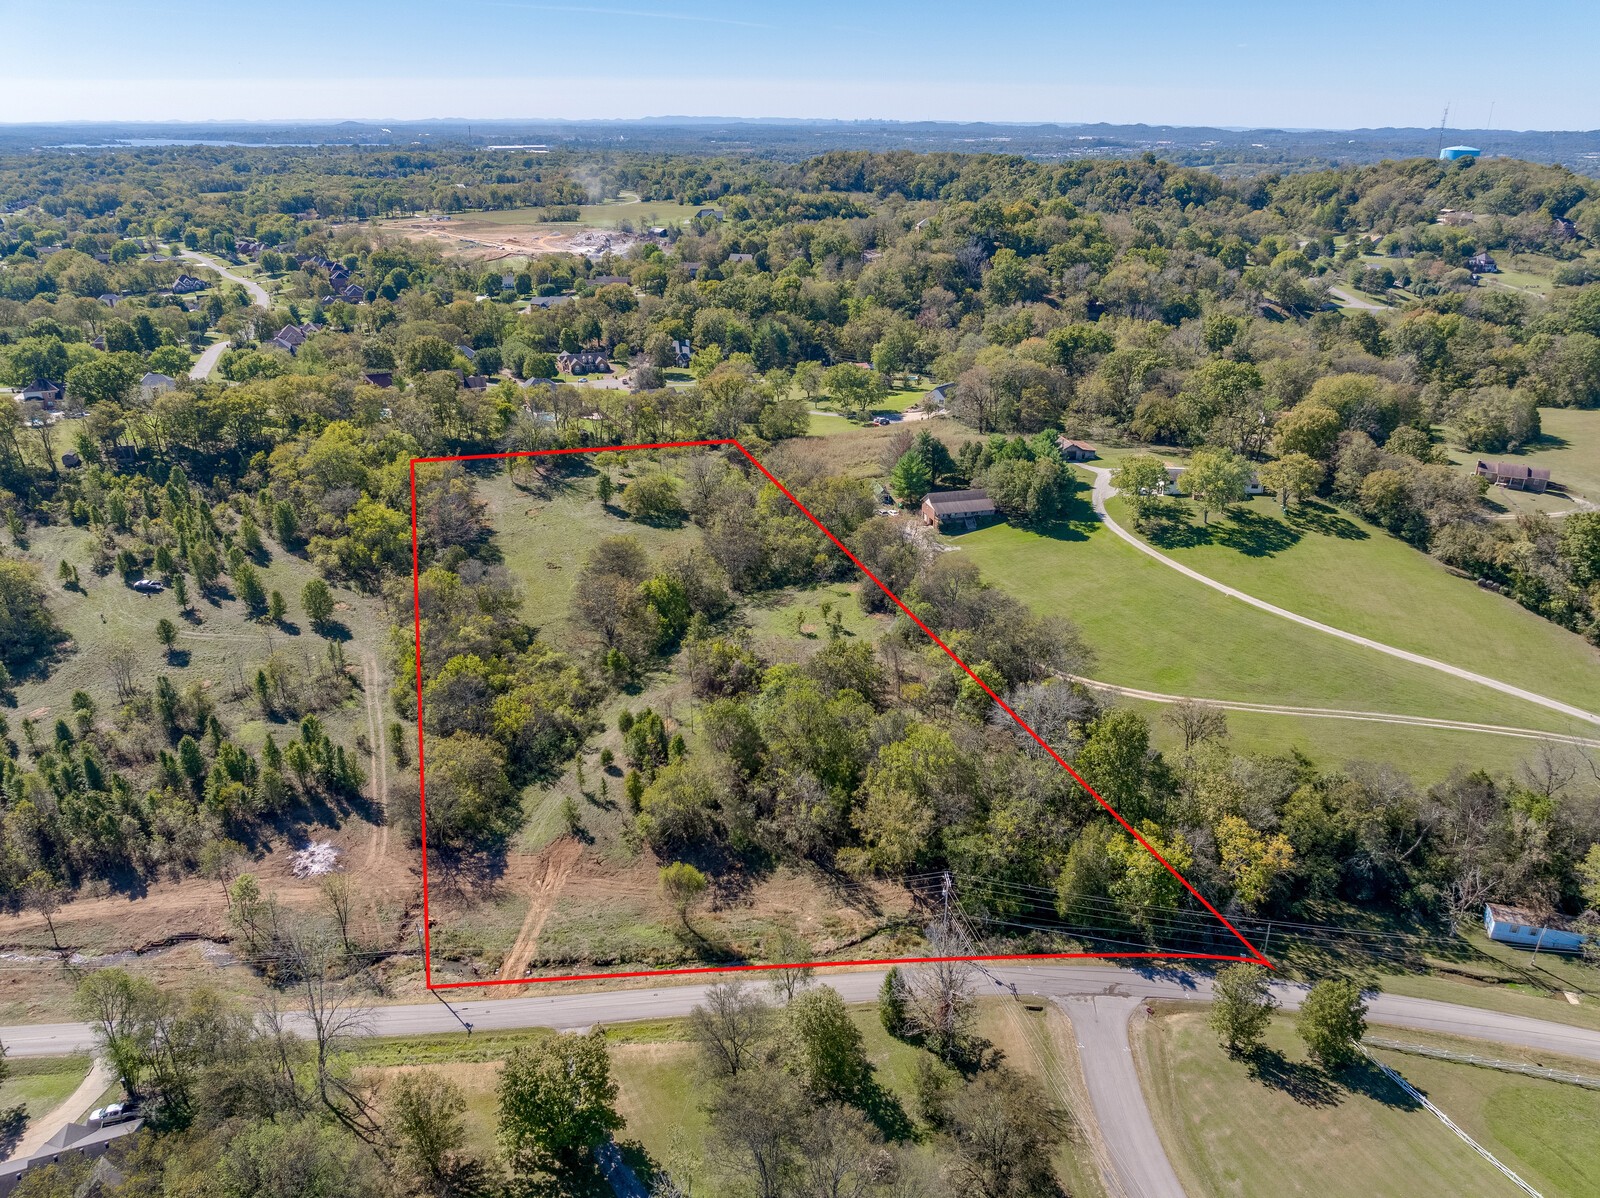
409 440 1273 990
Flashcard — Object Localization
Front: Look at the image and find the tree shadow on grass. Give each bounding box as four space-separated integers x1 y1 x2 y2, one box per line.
0 1105 27 1159
1286 499 1368 541
855 1078 916 1142
1336 1057 1421 1111
1245 1047 1340 1107
1210 509 1300 557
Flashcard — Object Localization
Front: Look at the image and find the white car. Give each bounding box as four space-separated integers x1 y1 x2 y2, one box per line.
132 578 164 593
90 1102 134 1126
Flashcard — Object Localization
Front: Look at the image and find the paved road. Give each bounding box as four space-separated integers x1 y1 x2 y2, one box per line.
10 963 1597 1198
1084 466 1600 728
9 963 1595 1060
189 336 230 381
1066 675 1600 750
1060 995 1185 1198
1327 284 1389 311
178 249 269 308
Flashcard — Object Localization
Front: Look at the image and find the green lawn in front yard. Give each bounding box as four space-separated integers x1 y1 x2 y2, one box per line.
0 1055 92 1122
957 491 1594 737
1135 1007 1546 1197
1112 491 1600 719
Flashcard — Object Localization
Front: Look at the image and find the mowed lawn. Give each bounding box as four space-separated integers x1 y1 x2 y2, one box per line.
1135 1009 1555 1197
958 495 1595 736
1130 699 1567 783
1114 491 1600 719
1446 406 1600 505
0 1055 92 1122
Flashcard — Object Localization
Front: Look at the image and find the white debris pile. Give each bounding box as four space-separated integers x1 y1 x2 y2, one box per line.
291 841 342 879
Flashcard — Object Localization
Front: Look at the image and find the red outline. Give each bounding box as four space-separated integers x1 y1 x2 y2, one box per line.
409 441 1273 990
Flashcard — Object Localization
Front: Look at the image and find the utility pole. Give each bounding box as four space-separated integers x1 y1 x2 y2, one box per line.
1437 102 1450 157
417 922 473 1034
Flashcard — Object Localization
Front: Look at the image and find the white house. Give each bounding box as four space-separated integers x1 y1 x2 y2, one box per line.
1483 903 1587 954
1162 464 1265 497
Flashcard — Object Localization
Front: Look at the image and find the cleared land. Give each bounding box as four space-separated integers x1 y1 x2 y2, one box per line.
379 196 700 262
1134 1006 1596 1197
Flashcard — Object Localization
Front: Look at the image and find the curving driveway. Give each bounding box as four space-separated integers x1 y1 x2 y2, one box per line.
1083 466 1600 728
178 249 270 308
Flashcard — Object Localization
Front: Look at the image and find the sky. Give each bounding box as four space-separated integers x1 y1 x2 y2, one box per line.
2 0 1596 129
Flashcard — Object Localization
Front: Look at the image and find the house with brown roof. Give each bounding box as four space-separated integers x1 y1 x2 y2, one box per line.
1476 460 1552 493
1056 438 1097 461
557 350 611 375
921 488 996 531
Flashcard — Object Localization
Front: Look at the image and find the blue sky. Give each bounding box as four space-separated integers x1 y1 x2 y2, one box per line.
2 0 1594 128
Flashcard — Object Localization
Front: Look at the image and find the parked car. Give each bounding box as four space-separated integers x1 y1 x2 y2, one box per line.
90 1102 135 1126
132 578 164 593
871 416 891 426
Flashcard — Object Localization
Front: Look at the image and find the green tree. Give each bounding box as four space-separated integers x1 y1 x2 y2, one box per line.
156 617 178 660
888 450 933 504
879 967 910 1038
302 578 335 629
1257 452 1322 510
1296 978 1368 1068
784 986 869 1099
1183 447 1254 525
383 1071 484 1197
621 471 683 524
496 1029 622 1175
1112 453 1171 528
595 472 614 505
659 861 708 926
1209 963 1277 1054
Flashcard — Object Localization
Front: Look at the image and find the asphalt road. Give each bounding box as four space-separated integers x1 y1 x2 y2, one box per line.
1061 994 1185 1198
10 963 1596 1198
1083 466 1600 728
189 336 230 380
178 249 270 308
10 962 1595 1060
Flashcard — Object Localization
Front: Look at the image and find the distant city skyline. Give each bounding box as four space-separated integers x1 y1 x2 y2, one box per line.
5 0 1596 129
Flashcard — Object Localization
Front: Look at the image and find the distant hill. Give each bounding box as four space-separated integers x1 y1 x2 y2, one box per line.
5 118 1599 174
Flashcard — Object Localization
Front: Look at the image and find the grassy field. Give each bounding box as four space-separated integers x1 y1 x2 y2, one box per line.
1131 699 1573 783
1135 1006 1577 1197
0 1054 92 1122
1112 491 1600 718
1364 1037 1600 1197
958 489 1595 739
1444 405 1600 506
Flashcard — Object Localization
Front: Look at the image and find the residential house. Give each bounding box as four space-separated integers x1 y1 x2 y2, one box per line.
590 274 629 287
695 208 725 221
97 293 119 307
1476 460 1552 493
1056 438 1097 461
339 283 365 302
556 350 611 375
726 253 755 265
924 382 951 409
464 375 489 391
361 371 394 389
139 372 176 399
18 379 64 409
267 323 317 354
1467 251 1499 274
0 1114 145 1197
457 344 477 362
669 338 692 367
526 294 573 309
1163 465 1264 496
169 274 208 294
921 488 997 531
1483 904 1586 954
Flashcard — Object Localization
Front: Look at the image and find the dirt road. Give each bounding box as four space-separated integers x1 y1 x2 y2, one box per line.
1083 466 1600 728
1065 676 1600 749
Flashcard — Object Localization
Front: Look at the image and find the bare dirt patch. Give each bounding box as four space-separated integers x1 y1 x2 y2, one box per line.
381 215 641 263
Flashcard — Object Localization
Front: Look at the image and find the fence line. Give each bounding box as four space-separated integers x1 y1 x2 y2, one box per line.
1366 1036 1600 1090
1363 1048 1544 1198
